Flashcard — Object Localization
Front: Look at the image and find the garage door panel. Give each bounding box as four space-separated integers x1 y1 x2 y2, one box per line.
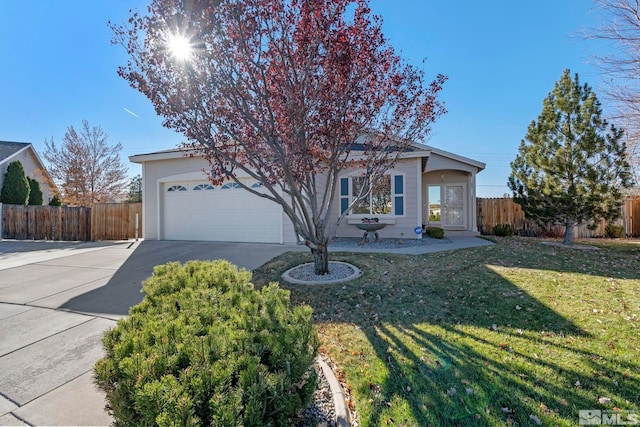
163 181 282 243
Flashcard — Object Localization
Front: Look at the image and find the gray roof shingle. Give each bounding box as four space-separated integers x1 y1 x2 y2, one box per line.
0 141 30 162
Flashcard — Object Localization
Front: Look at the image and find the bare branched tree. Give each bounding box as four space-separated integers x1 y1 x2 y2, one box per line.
589 0 640 190
44 120 128 206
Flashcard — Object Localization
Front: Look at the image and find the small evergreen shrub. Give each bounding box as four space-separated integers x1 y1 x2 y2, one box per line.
49 195 62 206
605 224 624 238
426 226 445 239
493 223 514 237
94 260 318 427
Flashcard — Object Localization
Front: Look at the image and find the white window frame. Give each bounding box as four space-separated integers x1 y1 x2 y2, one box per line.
340 173 405 218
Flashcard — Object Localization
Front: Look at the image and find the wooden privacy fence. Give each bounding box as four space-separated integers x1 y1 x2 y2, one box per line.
1 203 142 241
477 197 640 238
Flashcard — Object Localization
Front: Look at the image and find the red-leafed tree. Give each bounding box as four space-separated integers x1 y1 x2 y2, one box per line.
112 0 446 274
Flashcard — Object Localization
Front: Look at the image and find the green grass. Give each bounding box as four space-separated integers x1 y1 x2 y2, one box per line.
252 237 640 426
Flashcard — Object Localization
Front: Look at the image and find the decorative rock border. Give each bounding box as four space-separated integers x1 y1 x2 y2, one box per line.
281 261 362 285
317 356 351 427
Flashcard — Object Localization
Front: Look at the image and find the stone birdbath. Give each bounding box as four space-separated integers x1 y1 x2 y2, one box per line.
356 222 386 242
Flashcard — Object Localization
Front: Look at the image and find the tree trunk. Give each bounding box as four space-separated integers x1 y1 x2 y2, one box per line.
563 219 574 246
310 243 329 275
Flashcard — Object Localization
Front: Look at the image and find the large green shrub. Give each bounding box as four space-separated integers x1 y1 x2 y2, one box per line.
605 224 625 238
493 223 514 237
94 260 318 427
0 161 29 204
426 226 445 239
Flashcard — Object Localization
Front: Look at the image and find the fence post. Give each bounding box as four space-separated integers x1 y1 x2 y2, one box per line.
135 213 139 241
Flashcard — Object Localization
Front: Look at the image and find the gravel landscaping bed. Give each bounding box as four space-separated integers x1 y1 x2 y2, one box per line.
295 360 337 427
284 261 360 284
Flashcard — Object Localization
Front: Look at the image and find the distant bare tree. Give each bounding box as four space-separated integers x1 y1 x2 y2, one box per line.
44 120 128 206
589 0 640 190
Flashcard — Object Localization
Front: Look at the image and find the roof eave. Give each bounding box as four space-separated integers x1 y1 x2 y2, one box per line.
130 148 194 163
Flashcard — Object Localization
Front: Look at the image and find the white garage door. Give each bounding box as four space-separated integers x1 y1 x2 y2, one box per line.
163 180 283 243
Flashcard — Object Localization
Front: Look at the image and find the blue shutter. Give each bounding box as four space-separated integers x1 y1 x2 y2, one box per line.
394 175 403 194
340 178 349 196
341 198 349 214
394 175 404 215
340 177 349 214
394 197 404 215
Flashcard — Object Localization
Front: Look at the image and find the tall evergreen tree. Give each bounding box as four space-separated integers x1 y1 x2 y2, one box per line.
0 161 30 205
27 177 44 205
509 69 633 245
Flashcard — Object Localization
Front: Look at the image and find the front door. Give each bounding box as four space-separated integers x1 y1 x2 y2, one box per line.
443 185 465 228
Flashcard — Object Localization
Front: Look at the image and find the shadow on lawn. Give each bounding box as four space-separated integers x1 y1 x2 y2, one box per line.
254 240 640 426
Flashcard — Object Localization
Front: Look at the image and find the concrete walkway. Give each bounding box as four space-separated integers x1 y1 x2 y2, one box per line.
0 235 491 426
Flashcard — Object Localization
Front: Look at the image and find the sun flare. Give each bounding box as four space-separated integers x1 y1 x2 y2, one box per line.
167 34 193 61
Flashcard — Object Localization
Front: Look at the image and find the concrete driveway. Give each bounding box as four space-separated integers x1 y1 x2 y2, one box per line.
0 240 298 426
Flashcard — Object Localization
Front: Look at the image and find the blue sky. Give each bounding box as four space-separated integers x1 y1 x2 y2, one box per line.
0 1 607 197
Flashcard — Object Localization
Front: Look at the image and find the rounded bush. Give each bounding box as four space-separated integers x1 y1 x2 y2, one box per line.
94 260 318 427
493 223 514 237
426 226 445 239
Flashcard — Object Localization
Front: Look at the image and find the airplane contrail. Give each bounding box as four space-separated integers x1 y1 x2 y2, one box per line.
124 107 140 118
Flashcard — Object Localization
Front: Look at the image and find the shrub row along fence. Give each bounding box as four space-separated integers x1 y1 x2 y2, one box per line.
1 203 142 241
477 196 640 238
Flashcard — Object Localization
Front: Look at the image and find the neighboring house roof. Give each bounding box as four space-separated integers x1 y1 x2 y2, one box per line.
0 141 30 162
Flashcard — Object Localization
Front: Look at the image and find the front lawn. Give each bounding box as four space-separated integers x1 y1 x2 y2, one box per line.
252 237 640 426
